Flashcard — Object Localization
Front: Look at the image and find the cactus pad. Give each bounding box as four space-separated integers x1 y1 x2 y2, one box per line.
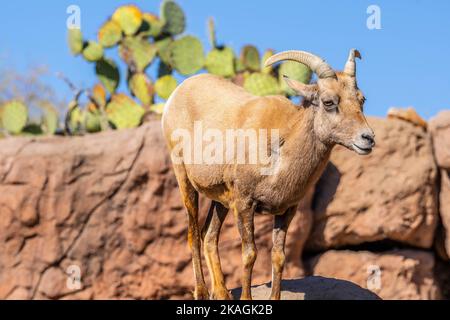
155 37 173 65
150 103 165 114
66 102 85 134
243 73 281 96
112 5 143 36
169 35 204 75
68 28 83 55
41 104 59 135
140 13 164 38
160 0 186 36
278 61 312 96
92 83 107 107
261 49 275 74
208 17 217 49
129 73 154 106
96 58 120 94
154 75 177 100
119 37 157 72
0 100 28 134
205 47 235 78
85 110 102 133
241 45 260 72
82 41 104 62
106 94 145 129
98 20 122 48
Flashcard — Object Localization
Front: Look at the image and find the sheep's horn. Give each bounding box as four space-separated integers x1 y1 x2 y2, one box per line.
264 50 337 80
343 49 361 77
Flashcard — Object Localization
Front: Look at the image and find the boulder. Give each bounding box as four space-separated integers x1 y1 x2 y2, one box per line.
307 117 438 251
437 169 450 259
306 250 441 300
0 120 311 300
429 110 450 170
429 111 450 259
231 276 380 300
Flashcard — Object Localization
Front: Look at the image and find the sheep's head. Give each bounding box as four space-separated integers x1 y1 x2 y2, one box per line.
265 49 375 155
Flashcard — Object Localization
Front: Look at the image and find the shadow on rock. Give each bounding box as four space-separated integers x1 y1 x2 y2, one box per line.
231 276 381 300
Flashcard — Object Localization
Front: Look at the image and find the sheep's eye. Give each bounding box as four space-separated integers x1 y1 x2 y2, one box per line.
323 100 337 111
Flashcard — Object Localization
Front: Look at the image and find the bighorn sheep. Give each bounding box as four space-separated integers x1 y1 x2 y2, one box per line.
161 49 375 300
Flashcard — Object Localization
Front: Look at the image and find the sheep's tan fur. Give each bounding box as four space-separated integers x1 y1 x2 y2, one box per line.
162 53 375 300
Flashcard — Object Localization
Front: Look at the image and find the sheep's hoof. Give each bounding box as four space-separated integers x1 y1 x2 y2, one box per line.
211 289 233 300
194 286 210 300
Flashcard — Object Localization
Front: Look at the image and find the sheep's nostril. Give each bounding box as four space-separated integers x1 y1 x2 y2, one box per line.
361 133 375 146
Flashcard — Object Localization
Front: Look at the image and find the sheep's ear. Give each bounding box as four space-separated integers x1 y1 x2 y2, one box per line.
283 76 318 102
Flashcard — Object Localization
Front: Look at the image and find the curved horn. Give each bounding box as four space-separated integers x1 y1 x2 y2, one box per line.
343 49 361 77
264 50 336 80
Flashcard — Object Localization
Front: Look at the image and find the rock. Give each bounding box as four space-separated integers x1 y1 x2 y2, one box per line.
434 258 450 300
306 250 441 300
429 110 450 170
231 276 380 300
0 120 311 300
307 117 438 251
437 170 450 259
387 107 428 129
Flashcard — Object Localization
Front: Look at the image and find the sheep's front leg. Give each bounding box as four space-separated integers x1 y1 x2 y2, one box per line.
234 202 257 300
270 206 297 300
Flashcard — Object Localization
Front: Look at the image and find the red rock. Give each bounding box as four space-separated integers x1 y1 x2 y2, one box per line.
306 250 441 300
307 118 438 251
429 110 450 170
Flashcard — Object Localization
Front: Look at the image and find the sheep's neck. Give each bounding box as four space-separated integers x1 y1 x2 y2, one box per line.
272 107 333 200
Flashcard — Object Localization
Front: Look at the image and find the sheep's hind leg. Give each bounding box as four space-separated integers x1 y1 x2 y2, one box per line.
173 164 209 300
270 206 298 300
202 201 232 300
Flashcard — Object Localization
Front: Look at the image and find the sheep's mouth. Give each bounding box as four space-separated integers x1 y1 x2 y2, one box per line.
352 143 373 155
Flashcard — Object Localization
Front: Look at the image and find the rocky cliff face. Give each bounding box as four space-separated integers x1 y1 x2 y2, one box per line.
0 114 448 300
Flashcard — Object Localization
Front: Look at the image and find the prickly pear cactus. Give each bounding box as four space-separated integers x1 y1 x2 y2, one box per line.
208 17 217 49
155 37 173 65
68 28 83 55
155 75 177 100
66 102 85 134
243 73 281 96
98 20 122 48
161 0 186 36
169 36 205 75
92 83 107 108
241 45 260 72
205 47 235 78
261 49 275 74
129 73 154 106
140 13 164 38
106 94 145 129
119 37 157 72
96 58 120 94
0 100 28 134
85 110 102 133
41 104 59 135
150 103 165 114
278 61 312 96
83 41 104 62
112 5 143 36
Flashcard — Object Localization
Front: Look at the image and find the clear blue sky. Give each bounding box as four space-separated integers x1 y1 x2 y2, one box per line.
1 0 449 119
